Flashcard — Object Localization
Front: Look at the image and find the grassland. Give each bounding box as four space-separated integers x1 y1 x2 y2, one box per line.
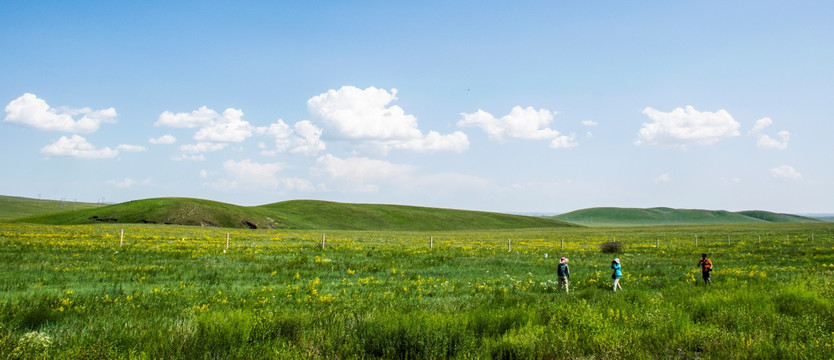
1 222 832 359
0 195 102 220
554 207 820 227
7 197 576 231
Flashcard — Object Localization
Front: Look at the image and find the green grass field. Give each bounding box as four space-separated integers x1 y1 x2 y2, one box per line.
6 197 576 230
0 195 103 220
1 222 832 359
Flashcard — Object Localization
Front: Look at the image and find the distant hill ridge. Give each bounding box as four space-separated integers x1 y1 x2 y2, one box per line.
2 196 822 229
5 197 577 230
552 207 821 226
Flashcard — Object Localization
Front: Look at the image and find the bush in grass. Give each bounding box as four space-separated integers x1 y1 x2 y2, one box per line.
600 241 623 254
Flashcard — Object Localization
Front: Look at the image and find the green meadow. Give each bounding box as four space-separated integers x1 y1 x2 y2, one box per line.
1 221 833 359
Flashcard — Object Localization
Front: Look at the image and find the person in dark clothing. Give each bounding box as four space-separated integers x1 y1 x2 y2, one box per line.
557 257 570 294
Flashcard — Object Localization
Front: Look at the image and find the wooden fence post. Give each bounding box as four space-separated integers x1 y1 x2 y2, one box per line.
695 235 698 247
224 233 230 253
322 234 326 250
561 239 564 250
728 235 731 246
430 236 433 249
508 239 511 252
120 229 124 247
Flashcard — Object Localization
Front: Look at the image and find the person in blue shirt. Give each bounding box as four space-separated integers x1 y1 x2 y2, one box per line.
557 257 570 294
611 258 623 292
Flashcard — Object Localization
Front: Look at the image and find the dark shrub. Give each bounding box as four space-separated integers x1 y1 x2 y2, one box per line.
599 241 623 254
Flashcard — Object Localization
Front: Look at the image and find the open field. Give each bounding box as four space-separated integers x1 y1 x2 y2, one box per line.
1 222 833 359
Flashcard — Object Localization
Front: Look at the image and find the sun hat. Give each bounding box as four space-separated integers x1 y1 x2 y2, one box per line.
560 257 567 263
614 258 620 263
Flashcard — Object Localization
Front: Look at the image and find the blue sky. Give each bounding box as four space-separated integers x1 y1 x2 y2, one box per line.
2 1 832 214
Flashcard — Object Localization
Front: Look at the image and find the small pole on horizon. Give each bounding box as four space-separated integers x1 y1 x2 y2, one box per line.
224 233 230 253
656 237 659 248
120 229 124 247
758 235 761 244
508 239 511 252
322 233 326 250
561 239 564 250
695 235 698 247
728 235 731 246
430 236 433 250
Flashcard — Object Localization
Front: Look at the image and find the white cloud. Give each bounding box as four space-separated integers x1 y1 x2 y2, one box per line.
314 154 416 193
308 86 421 140
257 119 326 155
582 120 598 126
385 130 469 152
290 120 326 155
179 142 228 154
149 135 177 144
750 117 772 133
117 144 147 152
636 106 741 148
770 165 803 181
199 169 208 178
655 173 672 183
210 159 316 192
41 135 119 159
4 93 117 133
458 106 576 148
749 117 789 150
193 108 253 143
155 106 217 128
307 86 468 152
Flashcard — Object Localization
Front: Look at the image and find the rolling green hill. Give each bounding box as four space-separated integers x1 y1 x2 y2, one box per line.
6 197 577 231
553 207 821 226
0 195 104 219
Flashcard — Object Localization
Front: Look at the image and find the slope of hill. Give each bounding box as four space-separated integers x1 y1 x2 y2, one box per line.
0 195 104 219
553 207 821 226
8 197 578 231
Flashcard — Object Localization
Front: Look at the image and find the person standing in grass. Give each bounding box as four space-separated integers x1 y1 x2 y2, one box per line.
698 253 713 284
611 258 623 292
557 257 570 294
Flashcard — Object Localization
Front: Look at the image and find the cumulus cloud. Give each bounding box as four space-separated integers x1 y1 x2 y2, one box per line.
770 165 803 181
155 106 217 128
636 106 740 148
4 93 117 133
749 117 789 150
193 108 253 142
458 106 576 148
257 119 326 155
582 120 598 126
149 135 177 144
156 106 254 161
307 86 468 152
41 135 118 159
209 159 316 192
